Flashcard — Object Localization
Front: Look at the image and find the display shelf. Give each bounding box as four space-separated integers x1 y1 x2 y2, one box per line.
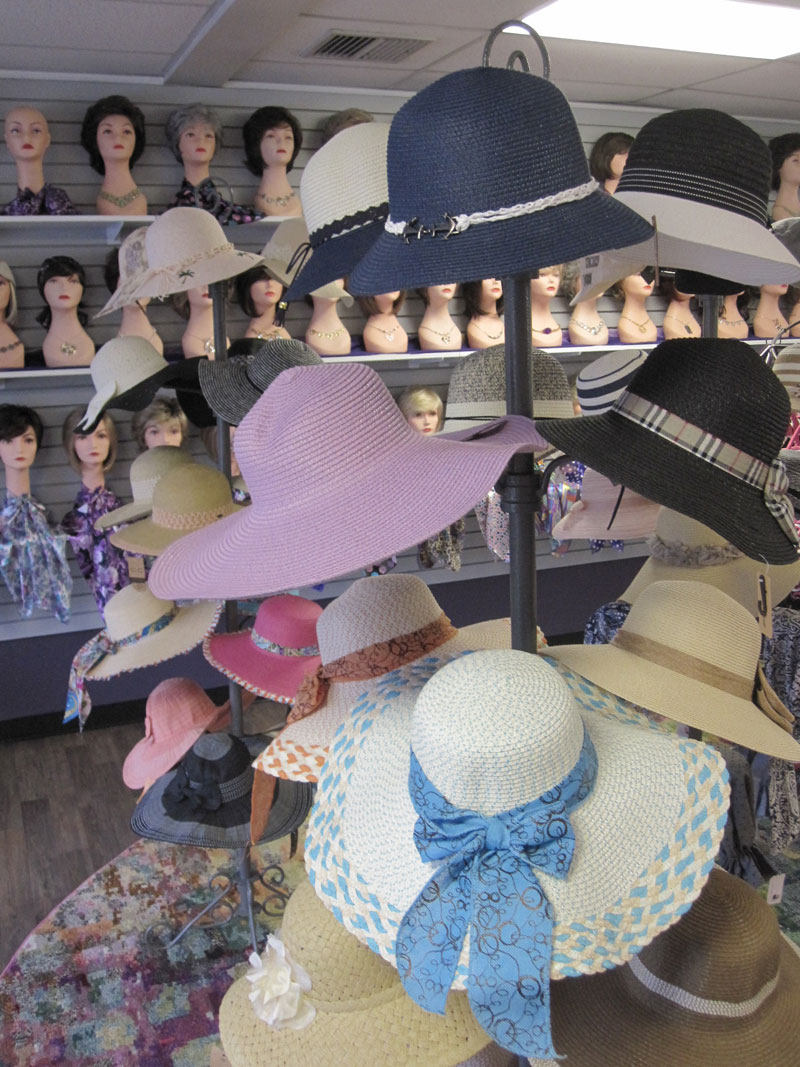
0 213 286 248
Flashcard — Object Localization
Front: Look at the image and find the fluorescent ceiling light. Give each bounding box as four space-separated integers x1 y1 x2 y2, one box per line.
520 0 800 59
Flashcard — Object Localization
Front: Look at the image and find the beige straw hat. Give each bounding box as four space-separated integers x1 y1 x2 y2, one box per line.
552 468 659 543
94 446 194 530
255 573 512 783
218 877 495 1067
109 463 241 557
773 343 800 412
526 866 800 1066
620 507 800 617
306 650 728 989
545 579 800 761
96 225 149 317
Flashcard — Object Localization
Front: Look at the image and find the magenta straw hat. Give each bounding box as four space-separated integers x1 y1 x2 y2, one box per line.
203 594 322 702
148 362 548 601
122 676 231 789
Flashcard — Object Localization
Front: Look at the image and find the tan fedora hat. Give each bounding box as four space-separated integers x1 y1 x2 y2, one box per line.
94 446 194 530
109 463 241 557
621 507 800 617
546 579 800 761
219 877 495 1067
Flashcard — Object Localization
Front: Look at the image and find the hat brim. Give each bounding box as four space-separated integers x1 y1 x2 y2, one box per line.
86 599 223 680
78 361 202 434
544 635 800 761
122 701 231 790
305 654 728 987
285 220 384 301
131 735 313 849
535 409 800 565
203 630 321 704
198 359 262 426
526 933 800 1067
94 499 155 530
176 384 217 429
255 619 512 783
124 249 265 303
110 502 244 557
443 398 575 430
148 415 546 601
576 196 800 302
347 189 653 296
550 493 660 542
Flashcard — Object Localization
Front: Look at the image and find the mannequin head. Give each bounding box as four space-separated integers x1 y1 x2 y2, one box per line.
770 133 800 190
319 108 374 146
417 283 457 307
611 272 653 300
589 131 634 183
0 404 43 472
0 262 19 324
165 103 222 166
762 282 790 297
234 265 285 317
80 95 146 175
36 256 87 328
3 106 51 164
530 266 561 299
462 278 504 319
242 106 302 175
170 284 220 320
397 387 444 435
62 408 117 475
357 291 405 317
131 397 187 452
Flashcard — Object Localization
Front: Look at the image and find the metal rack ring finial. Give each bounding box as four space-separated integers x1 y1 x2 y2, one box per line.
482 20 551 80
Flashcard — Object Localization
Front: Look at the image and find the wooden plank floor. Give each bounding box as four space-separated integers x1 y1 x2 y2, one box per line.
0 702 287 972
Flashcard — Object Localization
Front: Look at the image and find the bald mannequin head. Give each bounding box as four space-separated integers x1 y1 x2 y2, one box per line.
4 106 51 162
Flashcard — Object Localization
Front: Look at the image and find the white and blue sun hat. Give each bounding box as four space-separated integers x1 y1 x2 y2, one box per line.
305 649 729 1058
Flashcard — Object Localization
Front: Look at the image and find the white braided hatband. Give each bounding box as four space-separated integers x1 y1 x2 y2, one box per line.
384 178 599 236
629 954 778 1017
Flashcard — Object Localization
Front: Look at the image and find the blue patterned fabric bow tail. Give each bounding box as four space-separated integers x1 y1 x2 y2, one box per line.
396 730 597 1059
64 632 116 727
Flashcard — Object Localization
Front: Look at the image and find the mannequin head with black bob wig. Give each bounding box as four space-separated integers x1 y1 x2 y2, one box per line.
0 403 43 450
242 106 302 175
589 131 634 194
36 256 88 328
0 403 44 496
80 95 146 175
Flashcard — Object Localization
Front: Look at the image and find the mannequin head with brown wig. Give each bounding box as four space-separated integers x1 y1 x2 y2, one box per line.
80 95 146 175
242 106 302 176
589 131 634 194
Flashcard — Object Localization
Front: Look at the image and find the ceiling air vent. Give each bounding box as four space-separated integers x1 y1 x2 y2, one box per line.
306 31 431 64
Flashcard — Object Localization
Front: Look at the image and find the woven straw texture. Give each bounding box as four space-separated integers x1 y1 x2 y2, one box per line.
83 585 223 680
444 345 574 428
621 508 800 616
526 868 800 1066
305 650 729 987
552 470 659 542
95 446 194 530
537 338 799 564
257 617 511 783
546 580 800 761
286 123 391 301
774 344 800 412
218 877 493 1067
148 362 544 601
348 67 653 294
576 349 648 415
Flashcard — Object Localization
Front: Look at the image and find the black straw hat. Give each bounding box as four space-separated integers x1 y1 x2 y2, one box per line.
131 732 313 848
536 338 800 565
348 66 653 295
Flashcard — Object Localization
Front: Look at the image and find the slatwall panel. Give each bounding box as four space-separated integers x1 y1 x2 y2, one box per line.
2 79 788 645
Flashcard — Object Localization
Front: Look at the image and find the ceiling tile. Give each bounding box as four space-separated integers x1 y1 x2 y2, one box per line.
640 87 800 120
0 45 169 78
683 59 800 98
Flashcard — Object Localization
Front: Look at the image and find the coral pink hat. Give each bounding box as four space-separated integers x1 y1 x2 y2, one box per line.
122 677 231 790
203 594 322 702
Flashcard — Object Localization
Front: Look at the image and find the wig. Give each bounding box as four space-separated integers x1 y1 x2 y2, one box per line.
242 106 302 175
36 256 88 328
0 260 19 324
62 407 118 474
396 387 444 430
80 95 146 174
318 108 374 147
769 132 800 190
130 397 188 453
0 403 44 448
165 103 223 164
234 265 284 318
357 291 405 318
462 279 504 320
588 131 635 183
415 285 458 307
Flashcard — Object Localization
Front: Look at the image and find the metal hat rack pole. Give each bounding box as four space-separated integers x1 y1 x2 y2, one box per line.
483 21 551 655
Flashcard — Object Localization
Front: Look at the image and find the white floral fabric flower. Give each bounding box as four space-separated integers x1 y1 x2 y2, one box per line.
245 934 316 1030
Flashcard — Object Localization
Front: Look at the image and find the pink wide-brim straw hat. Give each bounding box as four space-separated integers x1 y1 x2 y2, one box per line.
148 362 548 601
552 468 660 542
204 594 322 702
122 676 232 789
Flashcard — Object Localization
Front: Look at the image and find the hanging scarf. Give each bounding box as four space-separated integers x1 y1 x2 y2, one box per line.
0 492 72 623
397 728 597 1058
64 606 179 729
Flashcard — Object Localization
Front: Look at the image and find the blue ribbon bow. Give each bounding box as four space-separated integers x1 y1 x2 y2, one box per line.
396 728 597 1058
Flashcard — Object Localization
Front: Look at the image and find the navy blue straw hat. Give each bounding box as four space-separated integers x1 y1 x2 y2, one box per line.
347 67 653 295
285 122 390 301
